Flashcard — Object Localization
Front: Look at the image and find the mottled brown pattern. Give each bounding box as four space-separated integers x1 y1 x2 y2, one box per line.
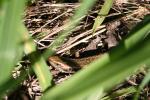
48 53 103 70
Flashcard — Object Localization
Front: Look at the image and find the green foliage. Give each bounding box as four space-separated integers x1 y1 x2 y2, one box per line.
0 0 150 99
102 86 137 100
0 0 26 92
22 25 52 91
0 0 52 96
42 15 150 100
92 0 114 33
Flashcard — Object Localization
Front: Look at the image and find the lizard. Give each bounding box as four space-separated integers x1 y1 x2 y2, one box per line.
48 53 103 73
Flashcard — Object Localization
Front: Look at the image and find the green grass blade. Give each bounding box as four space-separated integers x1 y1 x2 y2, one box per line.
84 88 104 100
22 25 52 91
92 0 114 33
0 0 25 87
102 86 137 100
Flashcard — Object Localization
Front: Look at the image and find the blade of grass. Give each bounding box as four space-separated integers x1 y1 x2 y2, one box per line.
42 16 150 100
22 24 52 91
84 88 104 100
102 86 137 100
0 0 26 87
92 0 114 33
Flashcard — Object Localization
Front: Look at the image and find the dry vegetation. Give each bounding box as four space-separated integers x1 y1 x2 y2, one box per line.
5 0 150 99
